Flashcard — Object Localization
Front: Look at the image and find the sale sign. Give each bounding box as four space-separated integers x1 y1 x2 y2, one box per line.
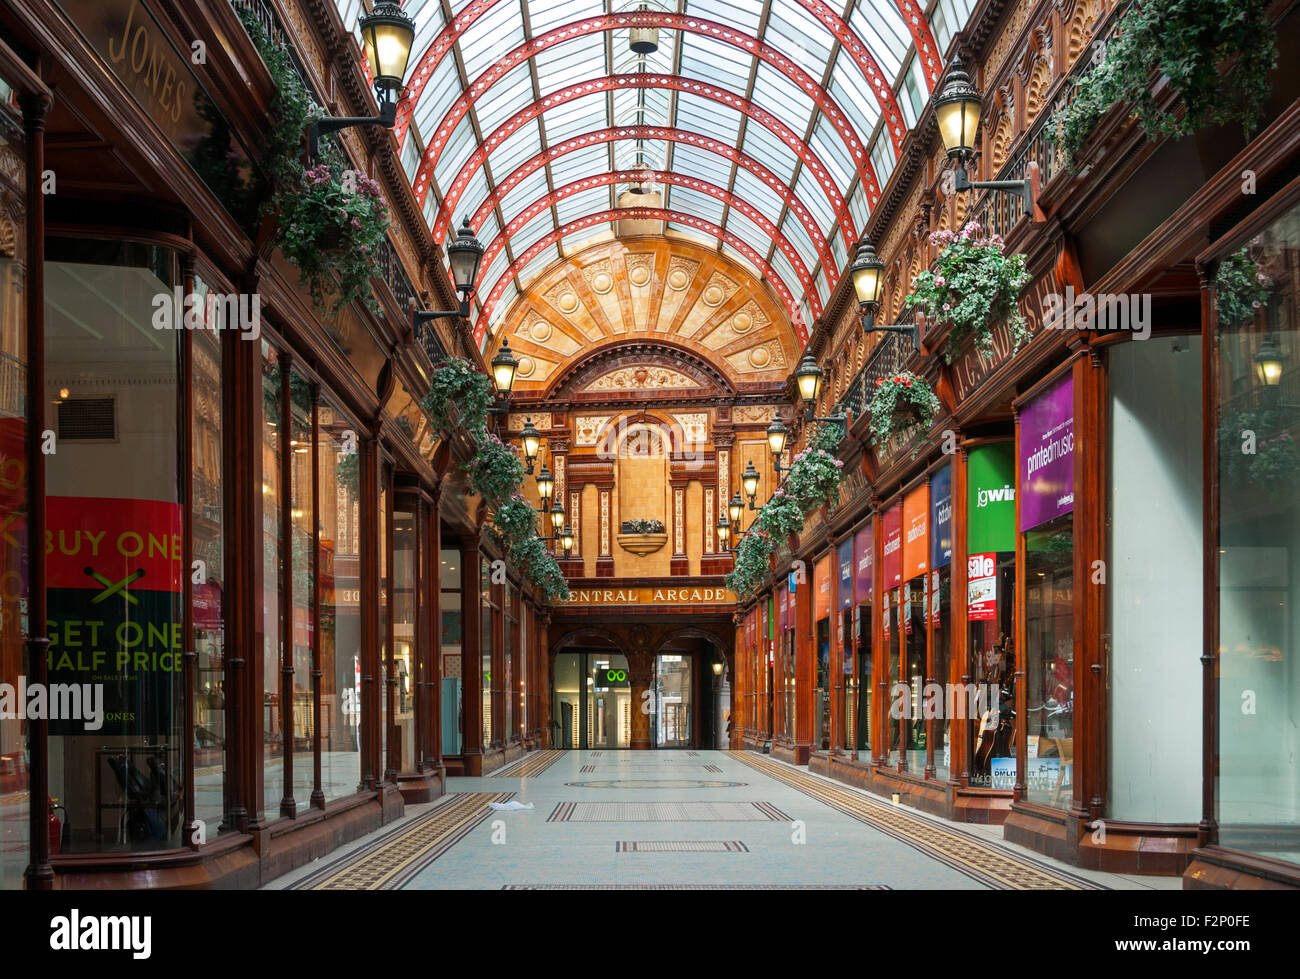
46 496 183 736
967 552 997 622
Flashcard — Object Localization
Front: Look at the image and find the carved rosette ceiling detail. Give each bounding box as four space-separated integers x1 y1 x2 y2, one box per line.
488 238 799 392
587 365 698 392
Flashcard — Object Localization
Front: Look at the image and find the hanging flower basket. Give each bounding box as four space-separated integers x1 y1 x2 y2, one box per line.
906 223 1031 363
867 372 941 448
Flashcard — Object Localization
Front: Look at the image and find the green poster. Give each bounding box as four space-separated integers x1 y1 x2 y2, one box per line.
967 442 1016 554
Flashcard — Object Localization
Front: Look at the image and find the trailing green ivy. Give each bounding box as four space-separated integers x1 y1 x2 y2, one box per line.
1047 0 1277 165
421 359 493 438
239 7 390 313
724 423 847 601
464 431 525 510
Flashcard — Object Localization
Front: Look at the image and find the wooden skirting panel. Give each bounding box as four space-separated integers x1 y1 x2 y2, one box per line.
1185 847 1300 890
1004 805 1076 866
397 767 446 805
953 791 1014 826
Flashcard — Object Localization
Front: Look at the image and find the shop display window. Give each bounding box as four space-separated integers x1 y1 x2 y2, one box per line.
1216 200 1300 867
440 549 462 756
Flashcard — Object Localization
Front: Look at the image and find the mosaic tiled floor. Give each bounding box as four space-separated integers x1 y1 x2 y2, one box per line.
548 800 790 822
733 753 1104 890
616 840 749 852
290 791 513 890
492 750 567 777
263 749 1146 890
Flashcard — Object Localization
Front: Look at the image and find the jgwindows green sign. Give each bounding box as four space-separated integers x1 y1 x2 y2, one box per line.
967 442 1016 554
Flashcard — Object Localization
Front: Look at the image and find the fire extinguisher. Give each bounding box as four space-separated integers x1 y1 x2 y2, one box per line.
47 798 66 855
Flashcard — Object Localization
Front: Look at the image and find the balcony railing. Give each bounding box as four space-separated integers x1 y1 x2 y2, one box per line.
966 2 1129 239
835 314 915 425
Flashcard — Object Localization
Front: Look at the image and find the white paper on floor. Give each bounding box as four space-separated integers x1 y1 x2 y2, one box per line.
488 801 535 811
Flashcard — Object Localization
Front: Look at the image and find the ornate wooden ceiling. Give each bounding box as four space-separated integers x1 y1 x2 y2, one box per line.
487 236 801 395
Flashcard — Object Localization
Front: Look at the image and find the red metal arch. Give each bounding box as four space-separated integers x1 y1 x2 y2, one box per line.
473 145 836 292
433 74 852 250
478 208 809 344
410 13 885 210
479 170 823 316
394 0 941 145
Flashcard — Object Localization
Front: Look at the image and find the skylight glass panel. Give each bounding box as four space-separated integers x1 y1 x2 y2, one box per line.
667 144 732 186
724 210 772 257
810 116 856 192
766 3 835 78
560 223 614 253
556 186 609 225
870 132 896 187
535 34 606 96
434 116 478 190
614 87 670 128
487 120 542 179
459 170 491 221
669 225 719 251
422 192 438 227
676 94 741 144
528 0 594 36
613 42 675 76
549 144 608 185
815 268 830 305
720 243 761 280
475 64 534 134
511 209 556 254
679 33 753 94
614 139 667 171
848 183 870 232
750 62 814 135
769 248 799 300
479 250 510 300
401 132 423 181
413 56 463 137
667 186 725 226
732 169 778 218
501 170 550 220
517 244 562 290
741 125 798 185
849 1 912 75
333 0 364 33
796 169 837 234
686 0 764 35
491 281 518 322
829 227 847 270
543 93 608 142
474 211 501 250
406 0 443 53
780 213 819 274
459 3 526 79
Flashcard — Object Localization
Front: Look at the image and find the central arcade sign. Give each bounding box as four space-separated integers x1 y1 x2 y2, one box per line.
561 585 735 607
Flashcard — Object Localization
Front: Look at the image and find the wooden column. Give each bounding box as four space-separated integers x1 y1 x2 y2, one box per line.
1074 350 1107 822
20 89 53 889
795 566 814 765
460 537 483 775
954 443 971 788
828 538 842 754
628 653 653 750
873 509 887 767
536 610 551 747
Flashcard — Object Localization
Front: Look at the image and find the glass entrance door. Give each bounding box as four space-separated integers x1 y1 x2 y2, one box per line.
552 652 630 749
654 654 693 747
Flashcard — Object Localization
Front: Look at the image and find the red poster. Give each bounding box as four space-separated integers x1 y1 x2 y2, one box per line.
967 552 997 621
814 555 831 621
47 496 183 592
